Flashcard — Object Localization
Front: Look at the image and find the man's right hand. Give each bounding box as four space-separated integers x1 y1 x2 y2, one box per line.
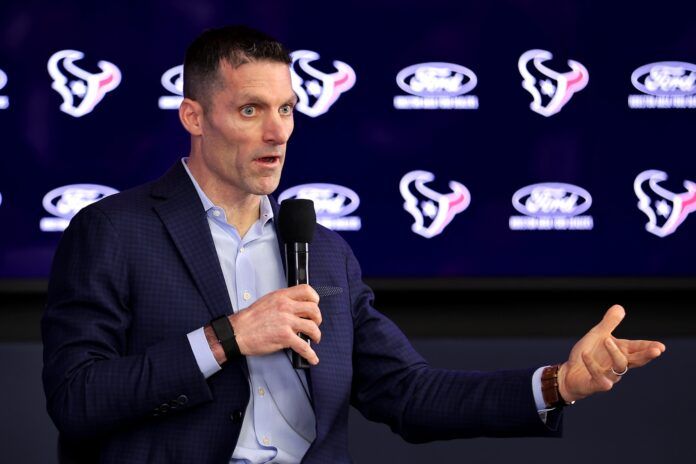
206 284 322 366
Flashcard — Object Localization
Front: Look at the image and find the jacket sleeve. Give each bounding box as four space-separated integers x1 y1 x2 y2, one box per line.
41 205 214 440
344 244 561 442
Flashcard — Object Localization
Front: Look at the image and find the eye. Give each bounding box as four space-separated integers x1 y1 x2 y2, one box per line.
241 106 256 117
279 104 293 116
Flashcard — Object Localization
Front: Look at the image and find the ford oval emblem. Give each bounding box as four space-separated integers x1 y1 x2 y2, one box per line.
512 183 592 217
631 61 696 96
42 184 119 218
278 183 360 217
396 62 477 97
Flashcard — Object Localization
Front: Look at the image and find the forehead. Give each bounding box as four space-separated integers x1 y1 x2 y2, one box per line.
216 60 295 101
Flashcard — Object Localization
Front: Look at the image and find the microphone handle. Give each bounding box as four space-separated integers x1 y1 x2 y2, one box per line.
286 243 311 369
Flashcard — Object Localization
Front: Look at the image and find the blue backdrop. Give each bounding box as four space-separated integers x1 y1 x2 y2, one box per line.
1 0 695 281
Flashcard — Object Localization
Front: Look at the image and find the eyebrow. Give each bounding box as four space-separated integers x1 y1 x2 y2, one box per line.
237 93 298 107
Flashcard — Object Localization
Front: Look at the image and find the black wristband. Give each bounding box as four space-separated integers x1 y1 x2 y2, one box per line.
210 315 241 359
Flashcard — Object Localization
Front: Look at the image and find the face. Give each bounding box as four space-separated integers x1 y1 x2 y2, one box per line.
186 60 296 201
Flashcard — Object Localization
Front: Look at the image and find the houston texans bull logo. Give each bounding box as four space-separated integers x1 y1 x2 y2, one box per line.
634 169 696 237
0 68 8 109
518 49 588 117
158 64 183 109
290 50 355 117
47 49 121 118
399 170 471 238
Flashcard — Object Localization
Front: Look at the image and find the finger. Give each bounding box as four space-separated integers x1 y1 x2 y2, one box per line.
293 302 322 326
624 347 665 368
288 331 319 365
614 339 666 368
615 338 666 355
285 284 320 304
604 337 628 372
593 305 625 335
293 318 322 344
581 351 613 391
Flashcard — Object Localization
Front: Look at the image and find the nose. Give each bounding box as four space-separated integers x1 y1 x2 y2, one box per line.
262 112 293 146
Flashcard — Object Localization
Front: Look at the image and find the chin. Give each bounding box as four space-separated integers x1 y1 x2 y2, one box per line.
254 180 281 196
265 174 283 191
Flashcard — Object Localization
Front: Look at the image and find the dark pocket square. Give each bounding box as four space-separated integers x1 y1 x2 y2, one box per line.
313 285 343 297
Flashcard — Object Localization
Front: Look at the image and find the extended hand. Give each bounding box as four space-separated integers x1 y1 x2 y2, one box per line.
558 305 666 403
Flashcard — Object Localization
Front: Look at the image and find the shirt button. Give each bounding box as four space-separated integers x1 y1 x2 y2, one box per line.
258 387 265 397
212 210 221 217
262 436 270 446
239 246 245 253
243 291 251 301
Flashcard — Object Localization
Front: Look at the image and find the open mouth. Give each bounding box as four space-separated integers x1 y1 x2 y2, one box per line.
255 155 281 165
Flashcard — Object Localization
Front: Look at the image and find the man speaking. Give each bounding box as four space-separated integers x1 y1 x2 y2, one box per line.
41 25 665 463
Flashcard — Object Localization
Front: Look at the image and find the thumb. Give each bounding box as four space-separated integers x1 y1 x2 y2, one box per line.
594 304 625 334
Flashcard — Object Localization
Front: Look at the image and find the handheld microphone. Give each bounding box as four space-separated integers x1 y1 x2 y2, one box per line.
277 199 316 369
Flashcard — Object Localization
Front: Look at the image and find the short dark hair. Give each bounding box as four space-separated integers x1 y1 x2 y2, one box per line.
183 25 291 105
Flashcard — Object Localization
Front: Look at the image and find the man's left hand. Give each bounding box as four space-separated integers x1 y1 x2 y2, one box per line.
558 305 666 403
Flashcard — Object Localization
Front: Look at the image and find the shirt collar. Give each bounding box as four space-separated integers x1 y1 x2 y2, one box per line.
181 157 275 226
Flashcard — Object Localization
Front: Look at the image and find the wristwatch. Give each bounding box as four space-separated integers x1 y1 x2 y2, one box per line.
541 364 575 409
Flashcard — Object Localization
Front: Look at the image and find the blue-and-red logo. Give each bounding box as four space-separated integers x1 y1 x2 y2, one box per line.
518 49 588 117
399 170 470 238
47 49 121 118
290 50 356 117
634 170 696 237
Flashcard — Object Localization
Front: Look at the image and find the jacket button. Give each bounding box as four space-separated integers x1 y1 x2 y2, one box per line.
177 394 189 405
230 410 243 423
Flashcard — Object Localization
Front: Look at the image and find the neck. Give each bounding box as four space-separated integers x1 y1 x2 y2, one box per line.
187 159 261 238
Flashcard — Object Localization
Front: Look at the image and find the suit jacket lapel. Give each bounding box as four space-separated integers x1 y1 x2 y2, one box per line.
151 162 233 319
269 196 287 276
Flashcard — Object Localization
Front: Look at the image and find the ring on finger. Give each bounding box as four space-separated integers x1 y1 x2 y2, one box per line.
610 365 628 376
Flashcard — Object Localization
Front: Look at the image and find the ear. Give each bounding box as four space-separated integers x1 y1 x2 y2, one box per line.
179 98 204 136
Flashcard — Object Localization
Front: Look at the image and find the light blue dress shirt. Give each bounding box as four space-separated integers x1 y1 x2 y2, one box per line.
181 158 316 464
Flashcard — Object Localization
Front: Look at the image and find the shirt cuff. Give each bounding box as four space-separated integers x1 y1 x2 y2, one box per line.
532 365 556 423
187 327 222 379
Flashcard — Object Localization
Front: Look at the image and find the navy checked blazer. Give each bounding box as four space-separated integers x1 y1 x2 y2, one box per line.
42 162 559 464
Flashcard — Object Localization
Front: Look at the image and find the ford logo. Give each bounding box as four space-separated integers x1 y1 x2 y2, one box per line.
396 62 477 97
278 183 360 217
631 61 696 96
512 183 592 217
42 184 118 218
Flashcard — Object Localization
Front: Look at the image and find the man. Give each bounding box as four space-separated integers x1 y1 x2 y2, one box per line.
42 26 665 463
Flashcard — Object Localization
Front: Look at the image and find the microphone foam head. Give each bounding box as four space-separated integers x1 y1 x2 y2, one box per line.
278 199 316 243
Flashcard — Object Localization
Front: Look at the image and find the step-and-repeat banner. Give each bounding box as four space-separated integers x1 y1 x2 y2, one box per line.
0 1 695 280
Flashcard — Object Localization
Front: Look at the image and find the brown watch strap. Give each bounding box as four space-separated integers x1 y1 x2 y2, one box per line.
541 364 573 409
